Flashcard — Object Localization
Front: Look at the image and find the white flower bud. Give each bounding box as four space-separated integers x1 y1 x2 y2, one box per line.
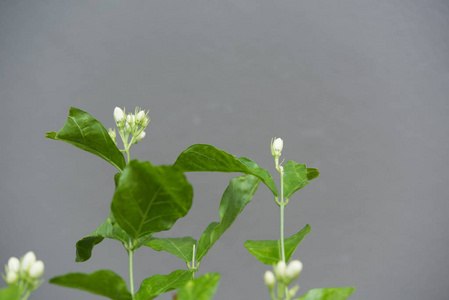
271 138 283 157
114 107 125 124
21 251 36 272
288 284 300 298
124 122 132 134
274 261 287 280
135 131 146 142
136 110 146 124
5 270 18 284
126 114 135 125
264 270 276 289
108 128 116 143
142 116 150 127
286 260 303 282
7 257 20 273
29 260 44 278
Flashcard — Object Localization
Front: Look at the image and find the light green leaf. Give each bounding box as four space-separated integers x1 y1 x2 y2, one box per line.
177 273 220 300
46 107 126 171
197 174 260 262
145 237 197 263
76 217 153 262
135 269 193 300
49 270 132 300
111 160 193 239
174 144 278 197
0 285 20 300
296 287 355 300
244 224 311 265
283 161 319 200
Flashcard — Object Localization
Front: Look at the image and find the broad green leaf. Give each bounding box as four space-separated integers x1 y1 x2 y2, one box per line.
296 287 355 300
111 160 193 239
0 285 20 300
283 160 315 200
244 224 311 265
135 269 193 300
49 270 132 300
145 237 197 263
177 273 220 300
76 217 153 262
46 107 126 171
196 174 260 262
174 144 278 197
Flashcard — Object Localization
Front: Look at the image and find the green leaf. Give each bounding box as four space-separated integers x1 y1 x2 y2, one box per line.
135 269 193 300
49 270 132 300
196 174 260 262
46 107 126 171
177 273 220 300
296 287 355 300
76 217 153 262
283 161 319 200
244 224 311 265
111 160 193 239
0 285 20 300
145 237 197 263
174 144 278 197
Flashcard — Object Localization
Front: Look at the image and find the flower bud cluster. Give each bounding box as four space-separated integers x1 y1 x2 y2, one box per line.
3 251 44 291
110 107 150 148
264 259 303 299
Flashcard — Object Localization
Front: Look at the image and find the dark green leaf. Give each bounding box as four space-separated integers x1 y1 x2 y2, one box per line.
296 287 355 300
283 161 309 200
196 174 260 262
177 273 220 300
145 237 197 263
49 270 132 300
244 224 311 265
174 144 278 197
111 160 193 239
306 168 320 181
46 107 126 171
135 269 193 300
76 217 153 262
0 285 20 300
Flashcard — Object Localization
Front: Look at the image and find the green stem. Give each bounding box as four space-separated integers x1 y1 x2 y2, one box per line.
128 249 135 299
279 167 286 262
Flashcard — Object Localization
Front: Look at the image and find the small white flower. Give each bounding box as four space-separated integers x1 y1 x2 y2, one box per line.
114 107 125 124
21 251 36 272
271 137 283 157
135 131 146 142
5 270 18 284
136 110 146 124
286 260 303 282
7 257 20 273
124 122 132 134
29 260 44 278
274 261 287 280
126 114 135 125
264 270 276 288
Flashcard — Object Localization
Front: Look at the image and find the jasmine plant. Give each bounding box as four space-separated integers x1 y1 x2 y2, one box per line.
9 106 356 300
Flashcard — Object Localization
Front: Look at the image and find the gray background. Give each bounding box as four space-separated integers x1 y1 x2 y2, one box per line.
1 0 448 299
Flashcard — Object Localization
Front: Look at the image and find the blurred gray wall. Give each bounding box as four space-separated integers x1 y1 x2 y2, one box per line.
1 1 449 299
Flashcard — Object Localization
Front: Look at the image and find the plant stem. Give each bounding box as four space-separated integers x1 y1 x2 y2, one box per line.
279 166 286 262
128 249 135 299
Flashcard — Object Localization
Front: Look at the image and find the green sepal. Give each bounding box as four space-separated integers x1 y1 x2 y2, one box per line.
49 270 132 300
174 144 278 197
295 287 355 300
283 161 319 200
111 160 193 239
145 237 197 263
244 224 311 265
135 269 193 300
46 107 126 172
75 216 153 262
0 284 21 300
196 174 260 262
177 273 220 300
